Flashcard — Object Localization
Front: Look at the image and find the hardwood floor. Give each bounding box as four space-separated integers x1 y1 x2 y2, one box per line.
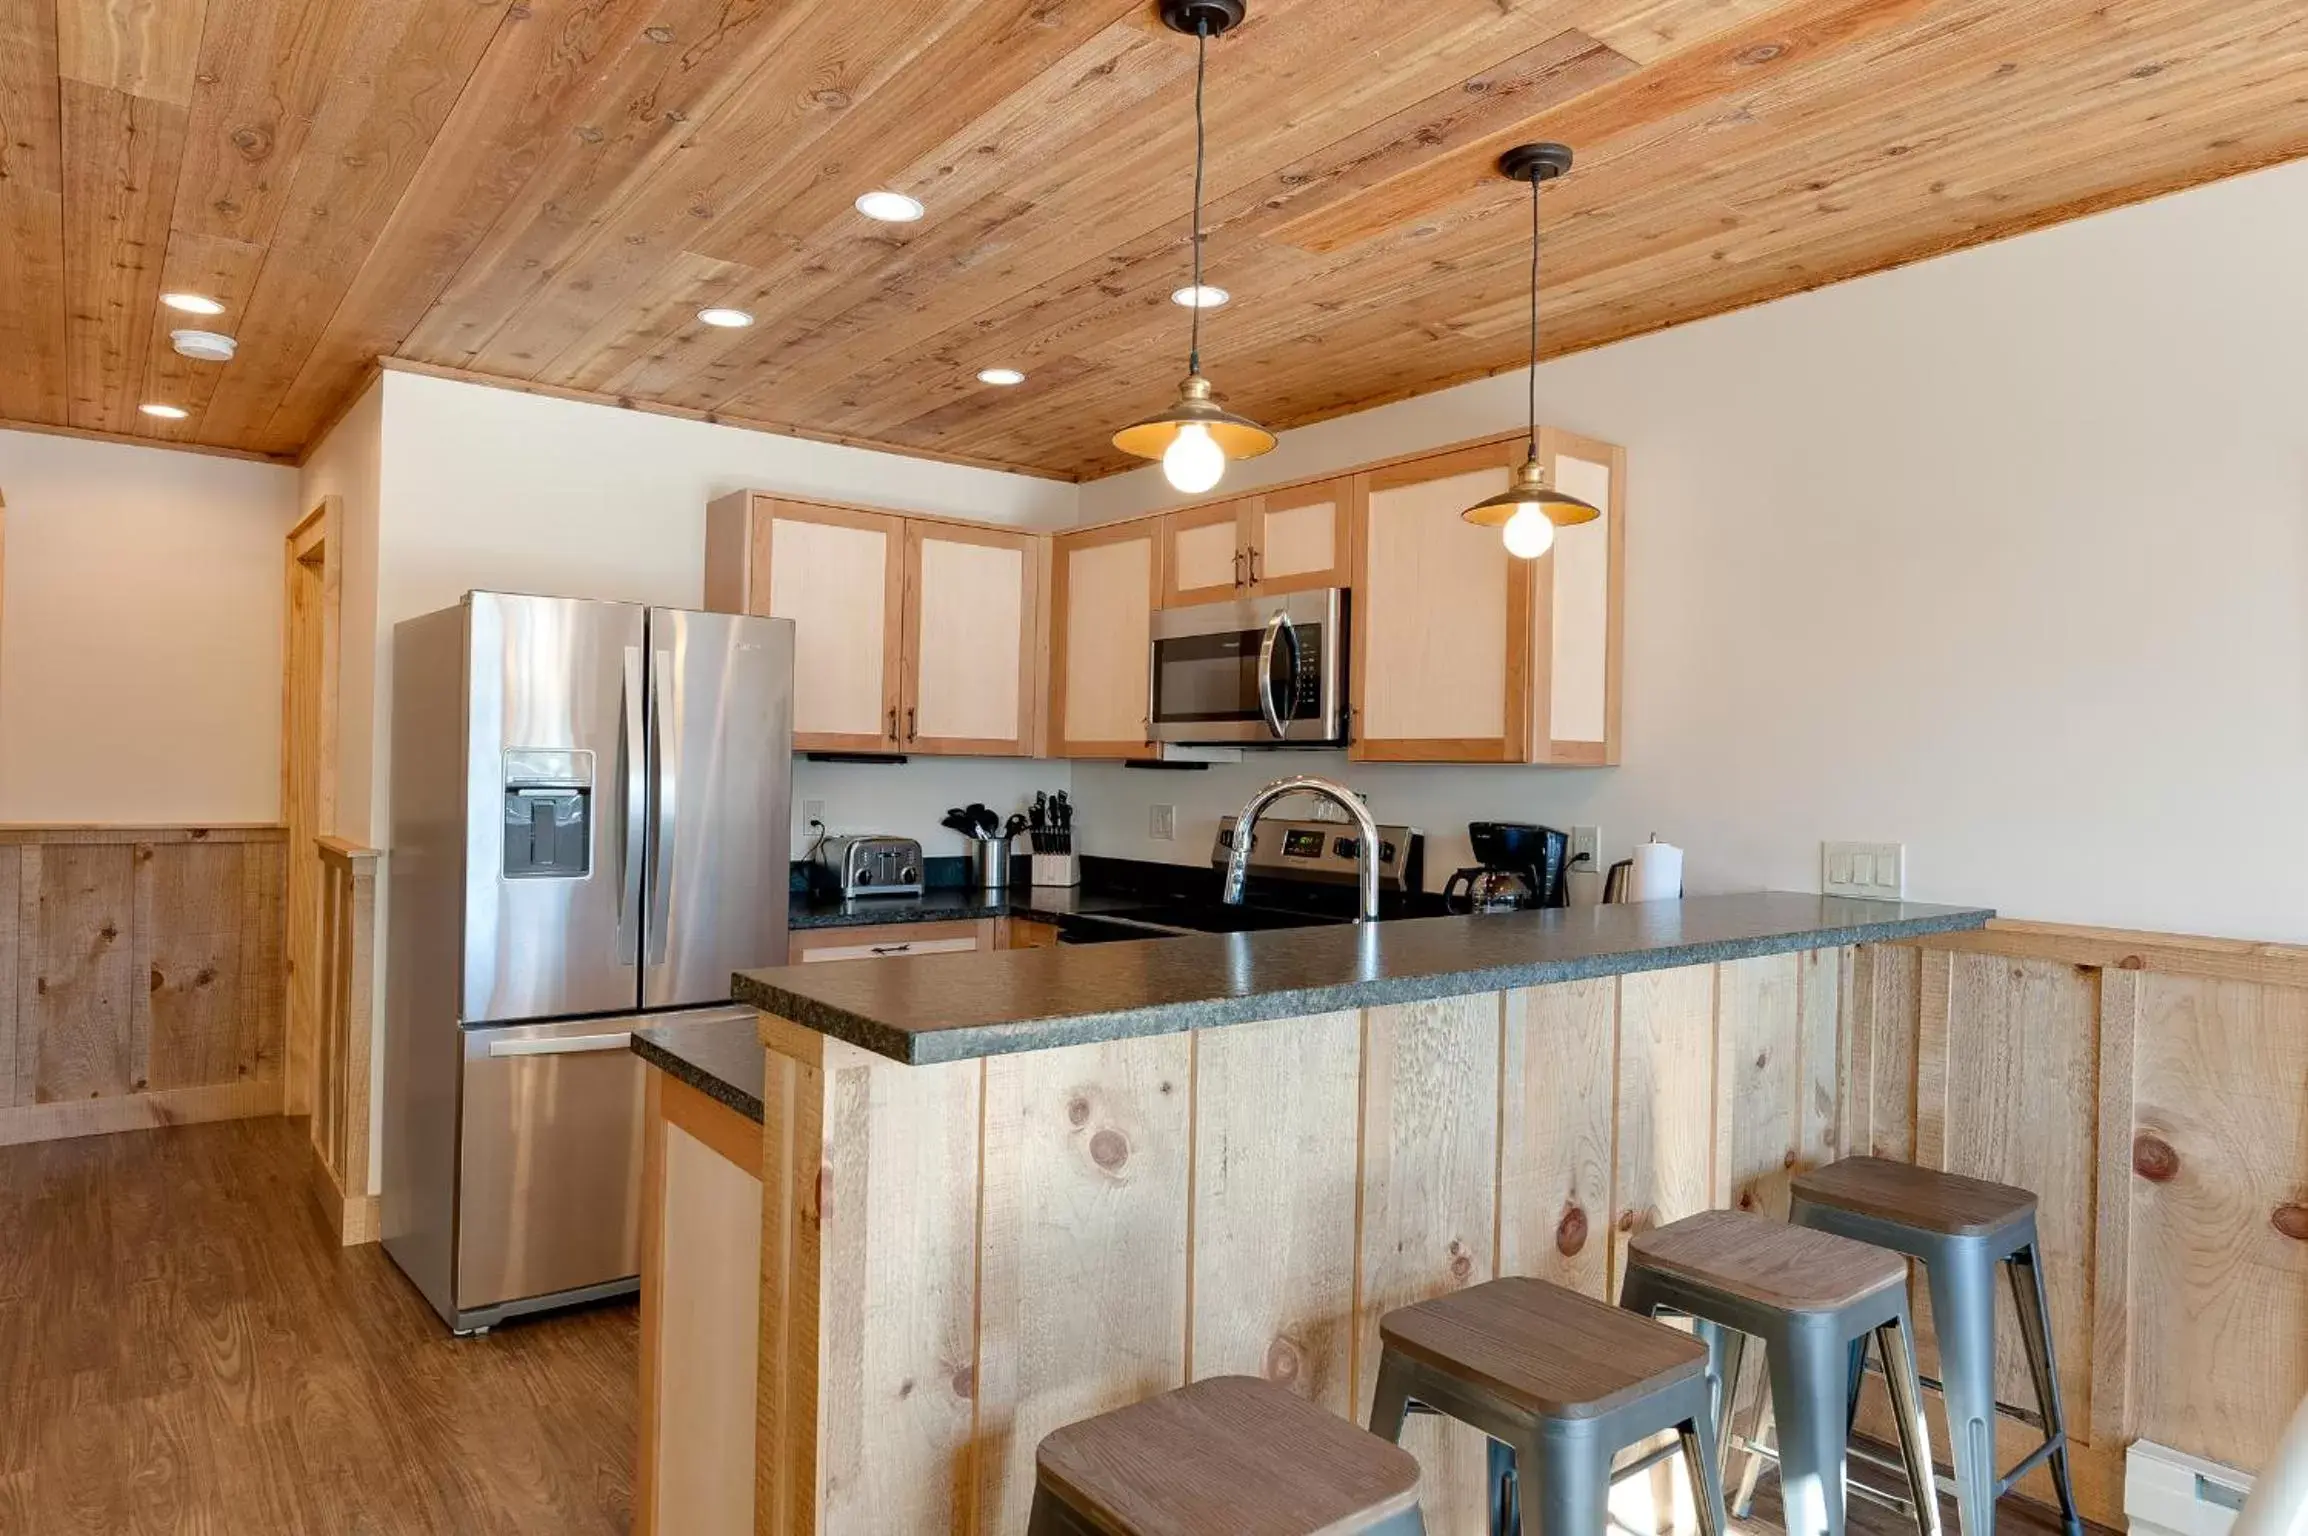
0 1117 634 1535
0 1115 2105 1536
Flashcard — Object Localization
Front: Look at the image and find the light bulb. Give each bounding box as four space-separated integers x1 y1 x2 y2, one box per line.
1162 423 1226 493
1502 503 1555 559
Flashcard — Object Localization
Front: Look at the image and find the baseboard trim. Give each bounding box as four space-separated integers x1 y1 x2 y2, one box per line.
0 1080 283 1148
306 1134 381 1246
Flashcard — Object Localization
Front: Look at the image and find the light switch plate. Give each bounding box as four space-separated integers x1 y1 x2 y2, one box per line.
1823 841 1905 900
1149 804 1175 842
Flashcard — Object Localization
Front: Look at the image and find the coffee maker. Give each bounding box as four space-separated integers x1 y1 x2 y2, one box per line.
1442 822 1571 913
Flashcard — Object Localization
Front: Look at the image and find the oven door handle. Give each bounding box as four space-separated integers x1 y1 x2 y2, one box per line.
1256 611 1299 738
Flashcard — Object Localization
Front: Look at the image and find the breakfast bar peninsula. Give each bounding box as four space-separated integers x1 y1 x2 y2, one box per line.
706 892 1990 1535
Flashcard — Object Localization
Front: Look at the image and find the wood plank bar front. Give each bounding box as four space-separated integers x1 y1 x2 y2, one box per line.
750 953 1853 1536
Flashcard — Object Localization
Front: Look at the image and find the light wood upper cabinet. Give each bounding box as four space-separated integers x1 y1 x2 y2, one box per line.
1349 432 1623 765
902 522 1040 756
1050 519 1162 759
1157 478 1355 608
706 496 904 751
705 493 1046 756
1534 427 1626 766
1161 499 1248 607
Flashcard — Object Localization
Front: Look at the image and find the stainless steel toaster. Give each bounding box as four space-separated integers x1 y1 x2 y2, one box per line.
820 834 924 898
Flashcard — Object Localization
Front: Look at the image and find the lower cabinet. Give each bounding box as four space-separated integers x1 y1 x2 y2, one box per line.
637 1070 761 1536
785 918 992 965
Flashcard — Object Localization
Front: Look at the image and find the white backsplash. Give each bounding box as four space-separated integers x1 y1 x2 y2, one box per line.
791 756 1073 863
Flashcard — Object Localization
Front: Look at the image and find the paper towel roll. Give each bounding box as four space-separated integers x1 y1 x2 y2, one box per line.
1629 839 1684 902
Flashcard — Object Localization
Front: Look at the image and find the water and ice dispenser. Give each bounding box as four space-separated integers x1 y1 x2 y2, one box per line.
501 750 594 879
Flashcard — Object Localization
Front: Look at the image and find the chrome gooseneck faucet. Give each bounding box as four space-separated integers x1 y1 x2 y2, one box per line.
1222 776 1382 922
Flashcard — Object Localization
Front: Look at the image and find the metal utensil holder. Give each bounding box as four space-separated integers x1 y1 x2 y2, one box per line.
971 835 1014 894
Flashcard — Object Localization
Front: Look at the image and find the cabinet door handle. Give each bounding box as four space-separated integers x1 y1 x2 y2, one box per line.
870 943 914 955
1232 548 1247 587
888 706 897 740
906 706 917 742
1248 546 1261 583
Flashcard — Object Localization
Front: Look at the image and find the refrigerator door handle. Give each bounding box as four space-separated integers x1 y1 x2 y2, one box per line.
485 1031 634 1058
646 647 676 966
618 646 646 966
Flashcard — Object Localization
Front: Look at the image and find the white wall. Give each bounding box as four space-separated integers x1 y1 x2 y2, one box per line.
1076 158 2308 943
344 370 1080 854
297 379 383 839
0 428 299 824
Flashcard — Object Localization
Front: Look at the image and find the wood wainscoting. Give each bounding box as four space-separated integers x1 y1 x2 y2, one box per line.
0 825 286 1147
1849 919 2308 1517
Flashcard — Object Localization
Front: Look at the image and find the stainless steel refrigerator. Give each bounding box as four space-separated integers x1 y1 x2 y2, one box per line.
382 591 794 1333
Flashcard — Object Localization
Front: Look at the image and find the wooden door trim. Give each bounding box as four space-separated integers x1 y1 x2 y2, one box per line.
1050 519 1163 760
754 498 906 752
282 497 342 1119
902 520 1040 757
1160 498 1250 608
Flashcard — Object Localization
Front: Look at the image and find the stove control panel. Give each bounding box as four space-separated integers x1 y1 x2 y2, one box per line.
1212 816 1423 891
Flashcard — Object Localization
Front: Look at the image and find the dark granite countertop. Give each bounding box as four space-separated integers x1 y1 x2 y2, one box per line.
736 892 1993 1066
633 1012 766 1122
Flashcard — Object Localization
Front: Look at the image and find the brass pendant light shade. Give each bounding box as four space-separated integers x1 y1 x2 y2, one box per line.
1462 142 1597 547
1113 0 1274 489
1112 373 1278 461
1462 454 1599 528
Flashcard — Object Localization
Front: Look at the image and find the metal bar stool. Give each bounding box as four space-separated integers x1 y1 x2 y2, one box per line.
1789 1156 2084 1536
1367 1275 1728 1536
1620 1209 1942 1536
1030 1374 1426 1536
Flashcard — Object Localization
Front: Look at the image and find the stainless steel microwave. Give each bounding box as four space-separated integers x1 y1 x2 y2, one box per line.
1148 588 1348 746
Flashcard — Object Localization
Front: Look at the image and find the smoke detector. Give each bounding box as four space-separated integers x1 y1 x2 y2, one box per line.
171 329 237 362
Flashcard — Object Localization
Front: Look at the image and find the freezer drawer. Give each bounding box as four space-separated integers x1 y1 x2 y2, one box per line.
455 1018 649 1317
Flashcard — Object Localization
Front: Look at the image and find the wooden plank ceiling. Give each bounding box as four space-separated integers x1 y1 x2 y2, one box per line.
2 0 2305 476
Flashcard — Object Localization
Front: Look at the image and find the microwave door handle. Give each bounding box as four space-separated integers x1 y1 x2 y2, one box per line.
1256 612 1288 738
618 645 646 966
646 647 676 966
1277 613 1302 733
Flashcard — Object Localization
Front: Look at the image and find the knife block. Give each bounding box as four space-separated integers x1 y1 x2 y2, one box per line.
1030 853 1080 888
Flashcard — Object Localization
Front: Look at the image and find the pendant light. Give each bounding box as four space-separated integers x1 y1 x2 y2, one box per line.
1462 143 1597 560
1112 0 1275 494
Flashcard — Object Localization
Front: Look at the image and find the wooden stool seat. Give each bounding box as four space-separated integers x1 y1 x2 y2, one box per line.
1621 1210 1941 1536
1379 1275 1707 1420
1627 1208 1907 1313
1035 1375 1422 1536
1791 1155 2037 1238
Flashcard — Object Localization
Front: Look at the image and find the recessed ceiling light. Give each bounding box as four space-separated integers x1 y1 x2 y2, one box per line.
161 292 226 316
854 190 924 223
140 403 188 420
1171 284 1230 309
171 329 237 362
976 367 1025 386
697 306 754 328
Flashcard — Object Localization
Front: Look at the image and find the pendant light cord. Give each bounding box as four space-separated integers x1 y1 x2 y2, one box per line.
1526 170 1541 462
1188 19 1208 376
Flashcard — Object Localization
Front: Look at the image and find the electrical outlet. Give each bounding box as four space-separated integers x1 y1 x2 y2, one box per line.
1569 826 1601 874
1306 790 1371 824
1823 841 1905 900
802 800 825 825
1149 804 1175 842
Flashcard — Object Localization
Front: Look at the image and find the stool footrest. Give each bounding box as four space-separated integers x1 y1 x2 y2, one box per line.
1857 1355 2047 1430
1994 1431 2068 1500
